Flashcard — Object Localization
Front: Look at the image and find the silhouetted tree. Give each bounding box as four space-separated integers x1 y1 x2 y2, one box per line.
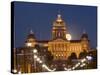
67 56 72 65
67 52 77 65
70 52 77 59
79 50 87 59
34 44 41 52
46 51 53 61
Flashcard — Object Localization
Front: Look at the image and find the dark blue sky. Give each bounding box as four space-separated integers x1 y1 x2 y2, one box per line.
13 1 97 48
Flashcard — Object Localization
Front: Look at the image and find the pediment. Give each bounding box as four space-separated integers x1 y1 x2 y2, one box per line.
52 38 66 42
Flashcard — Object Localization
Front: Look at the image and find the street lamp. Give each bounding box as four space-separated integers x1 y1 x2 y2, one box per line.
81 58 86 63
34 55 37 59
33 49 37 53
36 57 40 61
39 60 43 64
33 49 38 72
86 56 92 61
13 69 17 73
27 42 32 47
18 71 21 74
42 64 46 68
80 63 86 67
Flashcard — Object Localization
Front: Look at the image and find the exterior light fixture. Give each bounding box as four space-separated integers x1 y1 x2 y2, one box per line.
86 56 92 61
13 69 17 73
72 67 75 70
36 58 40 61
42 64 46 68
81 58 86 63
34 55 37 59
18 71 21 74
27 43 32 47
80 63 86 67
33 49 37 53
75 63 80 68
39 60 42 63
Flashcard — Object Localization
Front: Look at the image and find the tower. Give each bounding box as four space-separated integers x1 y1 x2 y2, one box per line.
81 31 89 51
52 14 67 40
25 30 37 47
48 14 68 60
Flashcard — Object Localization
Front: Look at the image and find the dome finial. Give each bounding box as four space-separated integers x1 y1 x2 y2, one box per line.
81 29 88 39
83 29 86 34
57 10 62 22
58 10 61 14
58 14 61 18
57 10 61 18
30 29 33 34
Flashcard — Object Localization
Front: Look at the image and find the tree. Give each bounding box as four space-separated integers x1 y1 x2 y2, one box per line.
67 56 72 65
79 50 87 59
34 44 41 52
67 52 77 65
45 51 53 65
70 52 77 60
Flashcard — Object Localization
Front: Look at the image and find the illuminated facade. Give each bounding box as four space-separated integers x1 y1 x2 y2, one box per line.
25 14 90 60
48 14 89 60
13 14 90 73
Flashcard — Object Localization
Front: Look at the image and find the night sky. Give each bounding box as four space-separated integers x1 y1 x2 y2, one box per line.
13 1 97 48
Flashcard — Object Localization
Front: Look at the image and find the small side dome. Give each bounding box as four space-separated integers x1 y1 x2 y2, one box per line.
27 30 36 40
81 30 88 40
25 30 37 47
81 33 88 39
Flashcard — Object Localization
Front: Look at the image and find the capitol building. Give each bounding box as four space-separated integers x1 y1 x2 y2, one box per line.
25 14 90 59
12 14 90 73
